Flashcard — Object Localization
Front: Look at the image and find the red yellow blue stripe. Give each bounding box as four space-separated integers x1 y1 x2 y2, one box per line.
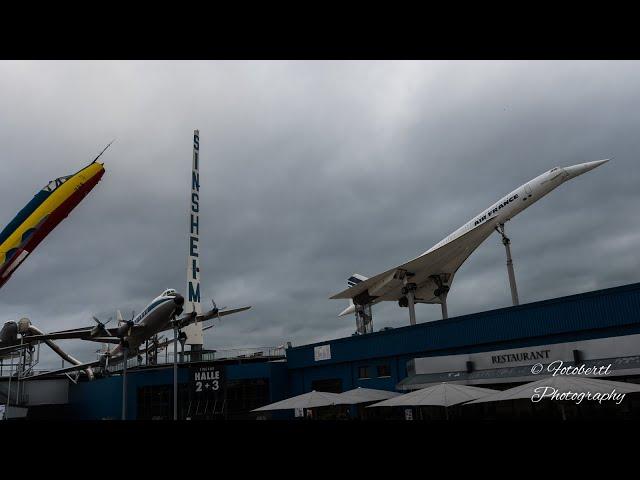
0 161 105 289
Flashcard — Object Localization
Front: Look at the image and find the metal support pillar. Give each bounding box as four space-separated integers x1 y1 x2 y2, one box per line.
496 223 519 306
16 337 23 406
190 344 202 362
430 274 450 320
179 331 187 363
173 325 178 421
402 276 417 326
6 351 14 409
354 304 373 335
440 294 449 320
121 347 128 420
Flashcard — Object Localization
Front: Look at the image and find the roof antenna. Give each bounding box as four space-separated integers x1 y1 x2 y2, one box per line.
92 139 116 163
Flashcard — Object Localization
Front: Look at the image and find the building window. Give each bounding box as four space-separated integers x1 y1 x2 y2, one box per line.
224 379 270 419
358 366 370 379
377 364 391 378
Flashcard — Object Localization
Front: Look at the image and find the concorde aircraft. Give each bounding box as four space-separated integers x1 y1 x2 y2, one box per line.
330 159 609 333
24 289 251 379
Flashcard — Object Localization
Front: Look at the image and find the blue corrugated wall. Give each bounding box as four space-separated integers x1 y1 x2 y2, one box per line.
68 366 190 420
286 282 640 395
68 362 289 419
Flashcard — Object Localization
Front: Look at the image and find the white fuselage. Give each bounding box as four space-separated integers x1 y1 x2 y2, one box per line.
110 292 182 357
423 166 571 257
338 159 609 316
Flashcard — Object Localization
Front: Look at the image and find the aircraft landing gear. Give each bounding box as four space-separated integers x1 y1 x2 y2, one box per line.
394 269 419 326
401 275 417 326
354 304 373 335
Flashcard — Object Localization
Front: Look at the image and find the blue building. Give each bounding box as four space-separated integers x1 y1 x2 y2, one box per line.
286 281 640 396
5 281 640 419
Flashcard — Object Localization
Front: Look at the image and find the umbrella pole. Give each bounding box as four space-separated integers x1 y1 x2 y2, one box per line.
445 406 449 421
560 403 567 421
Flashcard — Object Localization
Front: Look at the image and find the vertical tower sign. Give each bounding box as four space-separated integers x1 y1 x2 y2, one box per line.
184 129 203 345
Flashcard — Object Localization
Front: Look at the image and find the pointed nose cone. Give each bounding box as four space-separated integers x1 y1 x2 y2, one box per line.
339 304 356 317
563 158 610 180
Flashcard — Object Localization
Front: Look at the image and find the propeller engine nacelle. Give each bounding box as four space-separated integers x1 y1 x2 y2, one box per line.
116 321 134 339
90 315 113 337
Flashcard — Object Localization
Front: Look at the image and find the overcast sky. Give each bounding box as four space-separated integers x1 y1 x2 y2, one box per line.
0 60 638 368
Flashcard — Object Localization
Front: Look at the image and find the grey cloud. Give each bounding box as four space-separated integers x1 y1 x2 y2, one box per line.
0 60 637 367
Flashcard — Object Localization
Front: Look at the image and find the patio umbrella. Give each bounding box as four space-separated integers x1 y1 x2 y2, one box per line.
337 387 401 405
367 382 497 419
252 390 345 411
368 383 497 408
464 375 640 420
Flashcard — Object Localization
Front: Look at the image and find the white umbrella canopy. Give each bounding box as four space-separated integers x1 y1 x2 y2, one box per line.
338 387 402 405
465 375 640 405
367 383 497 408
252 390 345 412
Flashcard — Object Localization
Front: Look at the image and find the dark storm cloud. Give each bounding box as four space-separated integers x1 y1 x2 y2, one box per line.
0 61 638 366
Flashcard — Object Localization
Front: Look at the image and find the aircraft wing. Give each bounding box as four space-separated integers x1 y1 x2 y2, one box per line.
166 306 252 332
82 337 122 344
23 359 102 381
330 219 500 304
196 306 251 323
23 324 145 342
22 330 96 341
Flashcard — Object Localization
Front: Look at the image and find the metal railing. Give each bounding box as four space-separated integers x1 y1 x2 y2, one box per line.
104 346 287 373
205 346 287 360
1 345 288 378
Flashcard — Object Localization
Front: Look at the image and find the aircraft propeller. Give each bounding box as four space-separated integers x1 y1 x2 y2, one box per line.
115 311 135 345
211 298 226 319
90 315 113 337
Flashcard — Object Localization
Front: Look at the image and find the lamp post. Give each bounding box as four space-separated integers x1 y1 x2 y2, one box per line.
121 346 129 420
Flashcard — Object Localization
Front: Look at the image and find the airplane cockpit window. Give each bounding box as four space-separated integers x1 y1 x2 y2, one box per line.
162 289 177 297
550 167 559 173
43 175 72 193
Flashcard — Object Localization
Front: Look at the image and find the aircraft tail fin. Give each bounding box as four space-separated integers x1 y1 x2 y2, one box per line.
339 274 369 316
347 273 368 288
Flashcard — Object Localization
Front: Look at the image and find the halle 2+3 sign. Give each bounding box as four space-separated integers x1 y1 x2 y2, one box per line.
190 363 225 396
